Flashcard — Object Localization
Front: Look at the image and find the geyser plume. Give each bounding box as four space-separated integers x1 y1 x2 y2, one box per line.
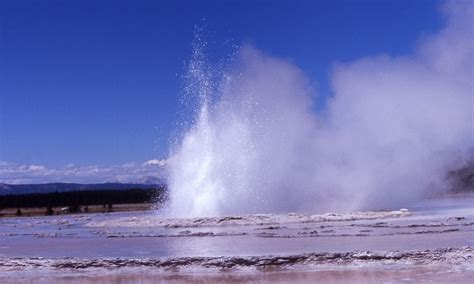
167 1 473 217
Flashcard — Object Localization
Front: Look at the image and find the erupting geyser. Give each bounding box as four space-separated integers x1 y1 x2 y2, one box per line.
166 1 473 218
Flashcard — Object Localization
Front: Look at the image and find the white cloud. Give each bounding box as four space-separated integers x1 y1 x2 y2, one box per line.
144 159 169 166
0 160 168 184
28 165 47 171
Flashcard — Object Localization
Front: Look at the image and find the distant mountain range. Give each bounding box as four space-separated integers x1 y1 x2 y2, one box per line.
0 178 165 196
1 163 471 196
134 176 163 185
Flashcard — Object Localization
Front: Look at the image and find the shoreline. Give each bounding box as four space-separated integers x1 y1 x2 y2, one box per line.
1 247 472 283
0 203 153 218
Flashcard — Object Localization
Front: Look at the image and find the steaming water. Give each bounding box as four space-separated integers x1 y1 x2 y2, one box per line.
167 1 473 218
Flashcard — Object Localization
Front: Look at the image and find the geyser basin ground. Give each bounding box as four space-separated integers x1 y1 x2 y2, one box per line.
1 195 473 283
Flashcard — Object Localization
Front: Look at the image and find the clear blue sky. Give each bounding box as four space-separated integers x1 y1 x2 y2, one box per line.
1 0 443 168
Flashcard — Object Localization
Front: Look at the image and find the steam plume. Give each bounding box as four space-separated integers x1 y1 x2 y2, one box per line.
166 1 473 217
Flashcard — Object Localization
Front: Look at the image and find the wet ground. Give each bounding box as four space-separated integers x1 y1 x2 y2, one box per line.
1 194 473 283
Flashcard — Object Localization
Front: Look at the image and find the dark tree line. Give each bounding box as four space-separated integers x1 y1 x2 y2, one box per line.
0 187 167 209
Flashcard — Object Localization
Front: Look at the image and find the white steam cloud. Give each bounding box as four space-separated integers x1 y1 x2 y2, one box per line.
167 1 473 217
